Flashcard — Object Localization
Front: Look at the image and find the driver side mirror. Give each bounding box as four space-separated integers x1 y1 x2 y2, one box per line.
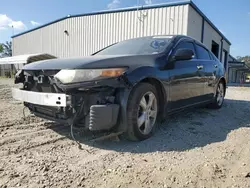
172 48 194 61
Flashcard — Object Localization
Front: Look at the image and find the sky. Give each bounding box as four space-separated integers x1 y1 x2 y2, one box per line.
0 0 249 57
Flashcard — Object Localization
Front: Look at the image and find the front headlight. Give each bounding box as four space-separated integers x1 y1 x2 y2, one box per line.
54 68 127 84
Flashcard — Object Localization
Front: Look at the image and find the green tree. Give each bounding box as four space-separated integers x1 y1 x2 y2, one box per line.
0 44 3 54
0 41 12 57
237 56 250 67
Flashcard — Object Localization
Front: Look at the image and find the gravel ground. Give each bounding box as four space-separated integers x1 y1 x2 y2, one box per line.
0 78 249 188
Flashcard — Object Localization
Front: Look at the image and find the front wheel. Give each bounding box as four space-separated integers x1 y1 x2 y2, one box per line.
209 81 225 109
125 83 159 141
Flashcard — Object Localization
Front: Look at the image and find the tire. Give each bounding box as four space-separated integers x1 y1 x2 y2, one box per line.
125 83 159 141
208 81 225 109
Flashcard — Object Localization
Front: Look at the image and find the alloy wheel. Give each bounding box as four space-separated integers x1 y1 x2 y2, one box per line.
217 83 224 106
137 92 158 135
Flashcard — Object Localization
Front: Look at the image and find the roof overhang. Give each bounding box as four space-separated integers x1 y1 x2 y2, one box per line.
229 61 245 67
0 53 56 65
228 61 250 73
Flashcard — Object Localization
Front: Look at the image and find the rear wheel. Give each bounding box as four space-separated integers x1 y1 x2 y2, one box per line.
209 81 225 109
125 83 159 141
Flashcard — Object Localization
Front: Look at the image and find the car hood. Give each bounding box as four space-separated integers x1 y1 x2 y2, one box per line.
22 54 156 70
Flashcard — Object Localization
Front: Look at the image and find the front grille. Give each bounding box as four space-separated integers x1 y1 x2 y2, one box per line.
24 70 60 77
30 83 56 93
24 70 61 93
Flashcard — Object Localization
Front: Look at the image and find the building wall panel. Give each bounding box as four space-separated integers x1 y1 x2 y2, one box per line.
13 5 189 58
203 21 223 60
187 6 202 42
223 40 230 54
187 6 230 61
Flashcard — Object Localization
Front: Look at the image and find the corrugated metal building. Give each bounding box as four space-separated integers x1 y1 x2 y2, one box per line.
11 0 231 67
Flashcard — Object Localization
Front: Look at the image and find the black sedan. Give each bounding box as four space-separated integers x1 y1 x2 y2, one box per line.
13 35 226 141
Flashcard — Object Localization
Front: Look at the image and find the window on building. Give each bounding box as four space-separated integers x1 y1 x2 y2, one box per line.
211 41 219 58
195 44 211 60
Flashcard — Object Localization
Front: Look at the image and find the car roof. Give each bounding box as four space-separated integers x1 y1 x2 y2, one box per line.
146 35 208 48
117 35 209 51
124 35 196 42
175 35 209 48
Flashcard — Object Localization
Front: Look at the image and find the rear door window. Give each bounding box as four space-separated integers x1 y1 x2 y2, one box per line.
195 44 211 60
210 51 220 62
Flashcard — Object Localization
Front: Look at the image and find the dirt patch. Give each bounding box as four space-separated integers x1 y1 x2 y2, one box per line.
0 78 250 188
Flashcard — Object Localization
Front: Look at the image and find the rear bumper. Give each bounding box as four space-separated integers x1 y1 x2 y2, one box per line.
12 88 71 107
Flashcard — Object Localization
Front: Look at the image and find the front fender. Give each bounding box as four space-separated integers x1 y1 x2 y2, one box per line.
124 66 169 121
126 66 162 85
115 87 132 132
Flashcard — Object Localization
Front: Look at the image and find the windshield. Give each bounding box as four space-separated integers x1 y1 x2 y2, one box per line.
95 36 173 55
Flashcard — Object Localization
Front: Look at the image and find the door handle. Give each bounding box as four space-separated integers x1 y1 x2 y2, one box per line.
197 65 203 70
214 64 218 68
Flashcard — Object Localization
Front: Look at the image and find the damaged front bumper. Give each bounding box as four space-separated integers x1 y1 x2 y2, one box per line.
12 88 71 107
12 88 120 131
12 69 134 132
